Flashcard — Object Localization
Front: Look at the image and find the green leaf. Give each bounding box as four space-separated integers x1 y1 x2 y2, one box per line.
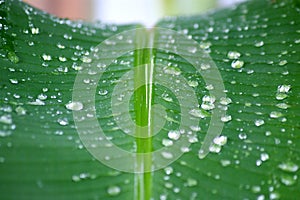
0 0 299 200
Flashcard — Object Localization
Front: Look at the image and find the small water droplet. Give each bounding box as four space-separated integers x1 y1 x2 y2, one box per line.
168 130 180 140
220 159 231 167
231 60 244 69
260 153 269 161
188 80 198 87
7 52 19 64
42 54 52 61
278 161 299 172
213 135 227 146
161 151 173 159
254 119 265 127
57 118 69 126
270 111 282 118
163 66 181 75
81 56 92 63
220 97 232 105
189 108 209 118
107 186 121 196
227 51 241 59
278 60 287 66
9 79 18 84
162 139 173 147
31 27 39 34
254 41 264 47
65 101 83 111
185 178 197 187
280 174 297 186
15 106 26 115
221 115 232 122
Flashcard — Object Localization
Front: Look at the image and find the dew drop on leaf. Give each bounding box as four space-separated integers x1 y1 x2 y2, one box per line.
65 101 83 111
168 130 180 140
278 161 299 172
107 186 121 196
7 52 19 64
15 106 26 115
227 51 241 59
254 119 265 127
231 60 244 69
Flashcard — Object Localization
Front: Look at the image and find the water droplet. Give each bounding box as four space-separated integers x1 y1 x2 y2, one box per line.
276 103 289 109
270 111 282 118
278 161 299 172
260 153 269 161
227 51 241 59
188 80 198 87
98 89 108 96
213 135 227 146
9 79 18 84
57 118 69 126
238 132 247 140
163 66 181 75
168 130 180 140
220 159 231 167
278 60 287 66
81 56 92 63
42 54 51 61
0 114 12 124
107 186 121 196
231 60 244 69
276 93 287 100
220 97 232 105
221 115 232 122
7 52 19 64
58 56 67 62
65 101 83 111
251 185 261 193
189 108 209 118
254 119 265 127
31 27 39 34
185 178 197 187
161 151 173 159
199 41 211 50
162 139 173 147
280 174 297 186
15 106 26 115
254 41 264 47
164 166 173 175
277 85 291 93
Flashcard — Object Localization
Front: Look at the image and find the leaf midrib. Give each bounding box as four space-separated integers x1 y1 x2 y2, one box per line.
134 28 155 200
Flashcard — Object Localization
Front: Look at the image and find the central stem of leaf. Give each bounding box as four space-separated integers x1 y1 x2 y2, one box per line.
134 28 155 200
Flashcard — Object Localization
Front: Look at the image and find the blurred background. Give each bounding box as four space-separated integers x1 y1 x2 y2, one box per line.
23 0 245 26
